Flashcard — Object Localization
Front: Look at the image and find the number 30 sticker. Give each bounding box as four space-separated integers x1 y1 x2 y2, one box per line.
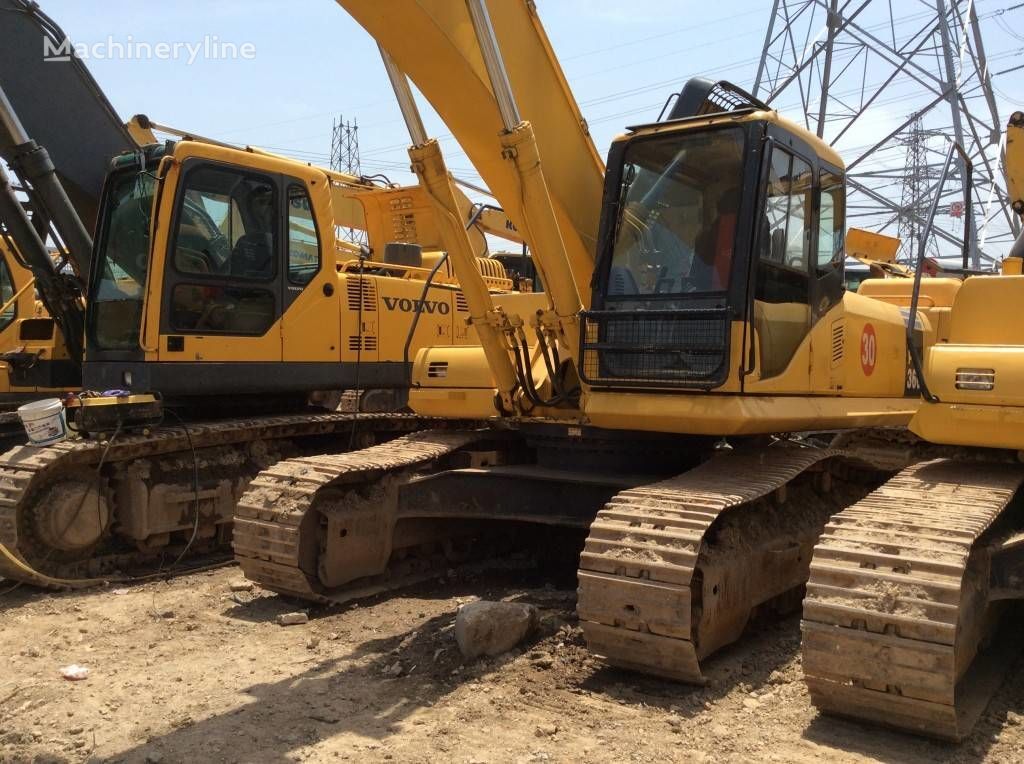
860 323 877 376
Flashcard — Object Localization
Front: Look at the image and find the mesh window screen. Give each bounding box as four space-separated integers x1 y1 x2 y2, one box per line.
580 308 730 388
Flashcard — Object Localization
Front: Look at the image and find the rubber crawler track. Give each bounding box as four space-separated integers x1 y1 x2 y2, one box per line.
802 458 1024 740
0 412 428 587
233 428 487 602
577 445 848 682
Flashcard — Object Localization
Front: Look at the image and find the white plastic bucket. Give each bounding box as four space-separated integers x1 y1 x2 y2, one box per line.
17 398 67 446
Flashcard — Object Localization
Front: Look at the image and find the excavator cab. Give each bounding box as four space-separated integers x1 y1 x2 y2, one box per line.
584 80 846 392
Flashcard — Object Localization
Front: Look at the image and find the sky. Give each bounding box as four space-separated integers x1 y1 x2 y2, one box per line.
34 0 1024 260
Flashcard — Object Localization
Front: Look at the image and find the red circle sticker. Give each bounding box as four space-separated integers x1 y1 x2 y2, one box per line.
860 323 877 376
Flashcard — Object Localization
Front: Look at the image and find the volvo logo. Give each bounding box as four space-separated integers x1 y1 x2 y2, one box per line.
381 296 450 315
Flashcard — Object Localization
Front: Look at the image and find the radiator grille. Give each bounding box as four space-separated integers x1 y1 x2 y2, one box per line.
580 308 730 388
346 277 377 312
348 335 378 351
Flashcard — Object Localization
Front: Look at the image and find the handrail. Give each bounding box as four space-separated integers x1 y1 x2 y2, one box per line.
907 140 973 404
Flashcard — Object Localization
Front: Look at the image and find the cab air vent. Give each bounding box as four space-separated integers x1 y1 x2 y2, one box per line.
831 321 844 367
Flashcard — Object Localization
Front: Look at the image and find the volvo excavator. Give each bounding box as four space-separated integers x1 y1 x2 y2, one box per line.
0 117 542 587
0 0 548 588
235 0 964 692
800 114 1024 740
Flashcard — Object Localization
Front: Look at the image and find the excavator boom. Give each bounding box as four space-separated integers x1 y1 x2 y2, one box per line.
0 0 134 238
337 0 603 306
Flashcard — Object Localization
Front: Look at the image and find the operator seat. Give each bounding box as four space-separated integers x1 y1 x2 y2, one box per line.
230 232 274 279
608 265 639 296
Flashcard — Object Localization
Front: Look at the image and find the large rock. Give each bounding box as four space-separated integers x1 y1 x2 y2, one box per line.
454 601 538 659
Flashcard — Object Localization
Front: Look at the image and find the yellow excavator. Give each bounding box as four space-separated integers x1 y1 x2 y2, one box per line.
235 0 964 690
801 113 1024 740
0 0 550 588
0 121 542 587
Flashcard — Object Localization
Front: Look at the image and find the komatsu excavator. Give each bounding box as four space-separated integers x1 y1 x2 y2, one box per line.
235 0 962 690
800 113 1024 740
0 0 547 588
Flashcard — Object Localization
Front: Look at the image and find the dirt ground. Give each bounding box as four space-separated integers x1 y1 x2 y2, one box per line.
2 562 1023 764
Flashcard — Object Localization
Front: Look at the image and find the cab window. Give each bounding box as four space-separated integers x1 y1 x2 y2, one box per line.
287 185 320 285
168 164 277 335
813 169 846 316
172 166 277 281
818 171 844 273
607 127 745 299
754 146 813 378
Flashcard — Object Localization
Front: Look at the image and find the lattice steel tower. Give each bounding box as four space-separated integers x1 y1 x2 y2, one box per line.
897 116 946 262
752 0 1016 269
330 115 365 245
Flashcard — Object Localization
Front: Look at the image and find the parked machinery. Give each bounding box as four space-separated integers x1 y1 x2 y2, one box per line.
0 2 545 588
801 113 1024 740
236 0 961 693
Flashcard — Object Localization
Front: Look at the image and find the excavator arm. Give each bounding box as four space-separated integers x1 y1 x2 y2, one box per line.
0 0 135 234
336 0 602 305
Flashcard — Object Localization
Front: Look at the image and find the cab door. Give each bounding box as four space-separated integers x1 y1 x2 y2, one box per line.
745 139 815 391
280 178 340 362
157 159 283 364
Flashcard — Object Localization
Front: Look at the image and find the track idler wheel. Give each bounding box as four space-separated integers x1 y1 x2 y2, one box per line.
27 471 110 557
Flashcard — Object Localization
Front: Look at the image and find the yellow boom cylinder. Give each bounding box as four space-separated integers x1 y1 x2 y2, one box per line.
499 122 582 358
408 139 518 411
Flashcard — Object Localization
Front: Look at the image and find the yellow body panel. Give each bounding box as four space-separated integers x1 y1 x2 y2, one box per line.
858 277 960 309
0 239 76 400
943 275 1024 344
911 402 1024 450
922 344 1024 406
408 346 499 418
411 387 500 419
846 228 901 264
584 392 915 436
910 275 1024 447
